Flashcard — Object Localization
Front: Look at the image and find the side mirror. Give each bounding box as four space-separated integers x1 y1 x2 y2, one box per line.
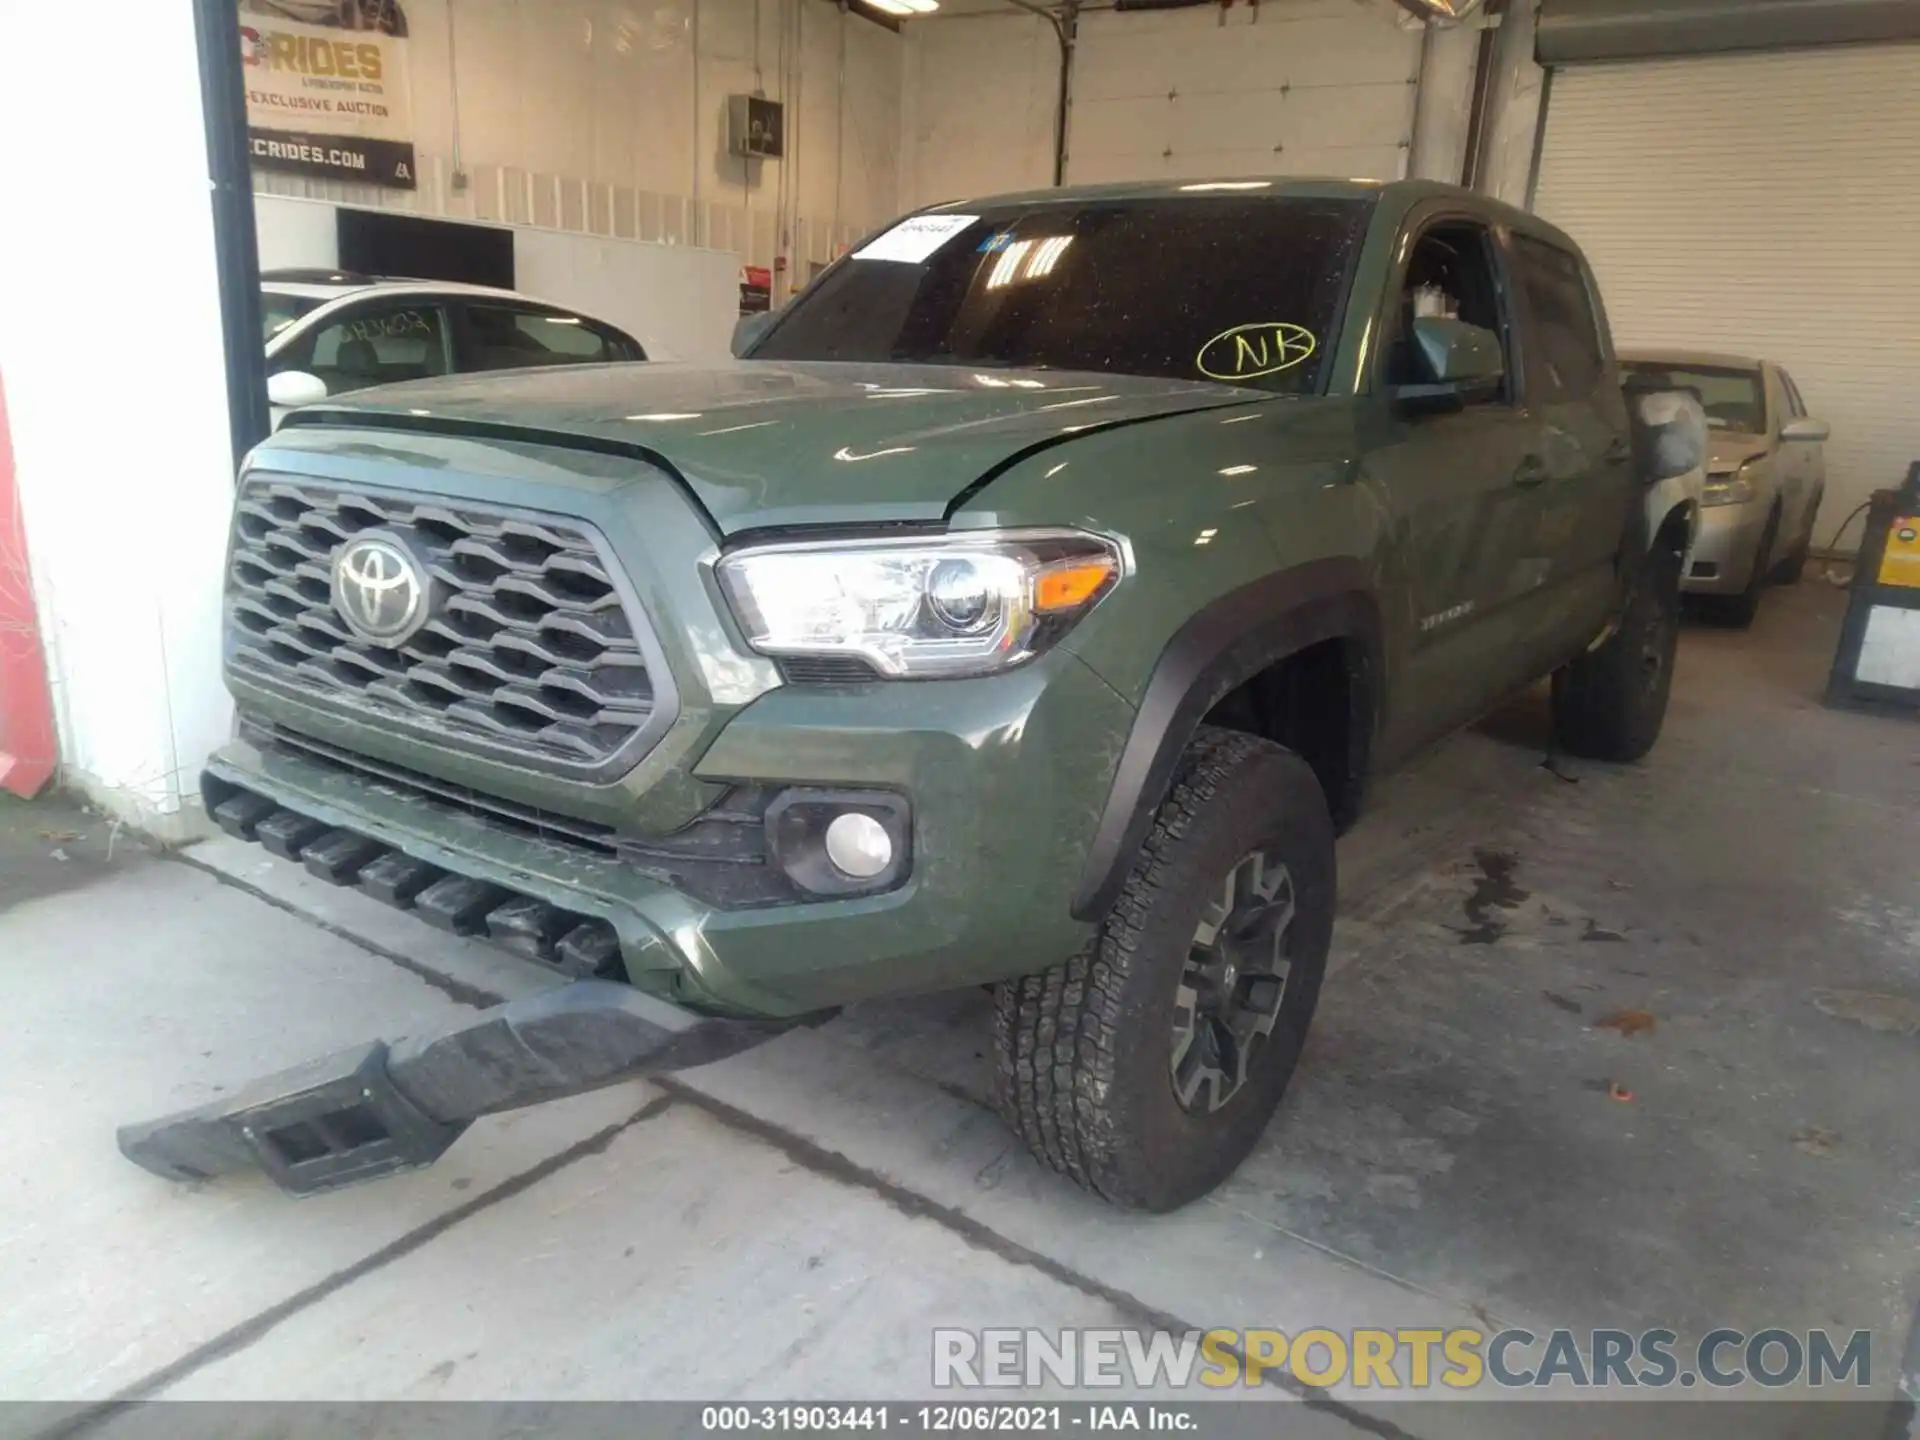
267 370 329 408
731 311 775 358
1412 317 1505 385
1629 386 1709 483
1780 416 1830 443
1391 317 1504 412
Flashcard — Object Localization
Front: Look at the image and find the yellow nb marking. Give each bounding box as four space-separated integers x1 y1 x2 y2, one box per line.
1197 322 1317 382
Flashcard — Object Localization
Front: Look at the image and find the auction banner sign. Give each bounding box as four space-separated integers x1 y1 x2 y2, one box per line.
239 2 417 189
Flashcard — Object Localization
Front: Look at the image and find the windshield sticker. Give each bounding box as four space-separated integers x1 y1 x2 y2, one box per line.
855 213 981 264
977 231 1015 253
1196 322 1317 382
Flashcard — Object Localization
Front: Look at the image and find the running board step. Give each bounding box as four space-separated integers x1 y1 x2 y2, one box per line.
118 981 791 1196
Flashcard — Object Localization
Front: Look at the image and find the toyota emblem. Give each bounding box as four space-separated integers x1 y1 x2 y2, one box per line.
331 533 432 647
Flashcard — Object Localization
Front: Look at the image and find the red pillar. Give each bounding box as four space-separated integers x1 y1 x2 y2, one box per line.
0 371 57 798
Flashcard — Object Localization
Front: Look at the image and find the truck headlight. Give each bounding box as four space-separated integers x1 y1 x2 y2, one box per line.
1703 460 1761 508
717 529 1123 678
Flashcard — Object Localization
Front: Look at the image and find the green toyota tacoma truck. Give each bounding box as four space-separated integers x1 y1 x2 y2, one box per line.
126 179 1704 1210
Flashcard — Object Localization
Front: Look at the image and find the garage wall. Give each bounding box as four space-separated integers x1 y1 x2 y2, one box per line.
3 2 237 835
900 10 1059 211
255 195 742 361
1533 44 1920 543
902 0 1422 205
1069 0 1421 184
254 0 904 280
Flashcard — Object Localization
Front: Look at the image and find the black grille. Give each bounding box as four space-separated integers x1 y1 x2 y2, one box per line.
251 722 620 856
227 478 664 770
778 655 880 685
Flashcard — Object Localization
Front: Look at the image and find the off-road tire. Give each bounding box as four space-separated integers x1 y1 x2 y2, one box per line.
1552 546 1681 763
992 727 1335 1212
1708 506 1779 627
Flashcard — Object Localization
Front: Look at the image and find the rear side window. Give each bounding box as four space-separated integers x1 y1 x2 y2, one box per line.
751 197 1373 395
461 305 642 370
274 301 451 395
1511 234 1605 402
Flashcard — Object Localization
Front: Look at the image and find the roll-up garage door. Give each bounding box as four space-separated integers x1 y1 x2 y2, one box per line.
1067 3 1422 186
1533 44 1920 544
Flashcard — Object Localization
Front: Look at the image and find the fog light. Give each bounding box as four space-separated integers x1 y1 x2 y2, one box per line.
765 788 911 897
825 812 893 879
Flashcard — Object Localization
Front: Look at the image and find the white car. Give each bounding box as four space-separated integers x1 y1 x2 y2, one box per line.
262 270 647 425
1619 350 1830 626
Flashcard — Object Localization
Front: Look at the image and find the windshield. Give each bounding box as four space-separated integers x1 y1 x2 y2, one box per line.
1622 362 1765 434
752 196 1372 395
262 290 326 345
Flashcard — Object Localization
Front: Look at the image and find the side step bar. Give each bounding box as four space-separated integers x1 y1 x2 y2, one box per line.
119 981 789 1196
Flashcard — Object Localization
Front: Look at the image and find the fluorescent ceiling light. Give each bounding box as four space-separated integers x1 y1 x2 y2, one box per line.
867 0 939 13
1390 0 1486 18
1025 235 1073 279
986 239 1034 289
1180 181 1270 192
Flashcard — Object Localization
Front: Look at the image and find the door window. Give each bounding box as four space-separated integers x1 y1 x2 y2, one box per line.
461 305 641 370
274 301 450 396
1382 220 1512 405
1511 234 1605 402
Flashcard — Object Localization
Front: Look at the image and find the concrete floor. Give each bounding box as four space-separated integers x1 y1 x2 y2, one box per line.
3 582 1916 1438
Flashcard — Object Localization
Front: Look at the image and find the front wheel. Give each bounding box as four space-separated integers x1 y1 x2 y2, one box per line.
1551 546 1681 763
1707 506 1779 627
1772 490 1821 585
992 727 1335 1212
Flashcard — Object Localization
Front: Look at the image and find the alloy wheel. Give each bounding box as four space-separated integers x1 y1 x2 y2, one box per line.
1170 850 1296 1115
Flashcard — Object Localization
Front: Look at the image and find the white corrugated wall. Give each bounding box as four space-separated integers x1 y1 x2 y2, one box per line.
1067 0 1422 184
1534 45 1920 544
903 0 1422 207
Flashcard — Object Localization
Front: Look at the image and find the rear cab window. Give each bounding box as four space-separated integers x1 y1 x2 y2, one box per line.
750 196 1374 395
1509 233 1607 402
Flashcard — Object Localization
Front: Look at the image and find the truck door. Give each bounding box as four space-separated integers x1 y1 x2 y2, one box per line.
1504 232 1636 667
1356 214 1552 764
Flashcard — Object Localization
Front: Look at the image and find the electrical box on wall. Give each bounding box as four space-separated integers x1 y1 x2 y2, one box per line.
728 95 785 159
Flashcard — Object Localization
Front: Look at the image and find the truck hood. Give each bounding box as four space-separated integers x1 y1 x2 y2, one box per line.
293 361 1266 533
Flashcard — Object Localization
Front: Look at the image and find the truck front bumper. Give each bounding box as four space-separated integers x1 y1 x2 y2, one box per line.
202 647 1134 1020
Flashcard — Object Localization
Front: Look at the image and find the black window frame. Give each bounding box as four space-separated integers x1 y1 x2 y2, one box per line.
1371 207 1523 411
270 295 455 397
450 300 646 372
1507 230 1609 405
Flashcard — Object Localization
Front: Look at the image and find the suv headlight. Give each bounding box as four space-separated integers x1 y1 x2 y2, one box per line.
716 529 1123 678
1703 459 1761 508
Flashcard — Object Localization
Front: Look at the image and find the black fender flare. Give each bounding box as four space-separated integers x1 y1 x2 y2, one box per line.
1070 558 1384 921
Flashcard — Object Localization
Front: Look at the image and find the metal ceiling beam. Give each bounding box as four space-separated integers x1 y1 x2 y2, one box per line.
1539 0 1920 65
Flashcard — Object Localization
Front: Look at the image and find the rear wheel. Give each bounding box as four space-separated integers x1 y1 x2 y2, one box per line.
1552 546 1681 763
992 727 1335 1211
